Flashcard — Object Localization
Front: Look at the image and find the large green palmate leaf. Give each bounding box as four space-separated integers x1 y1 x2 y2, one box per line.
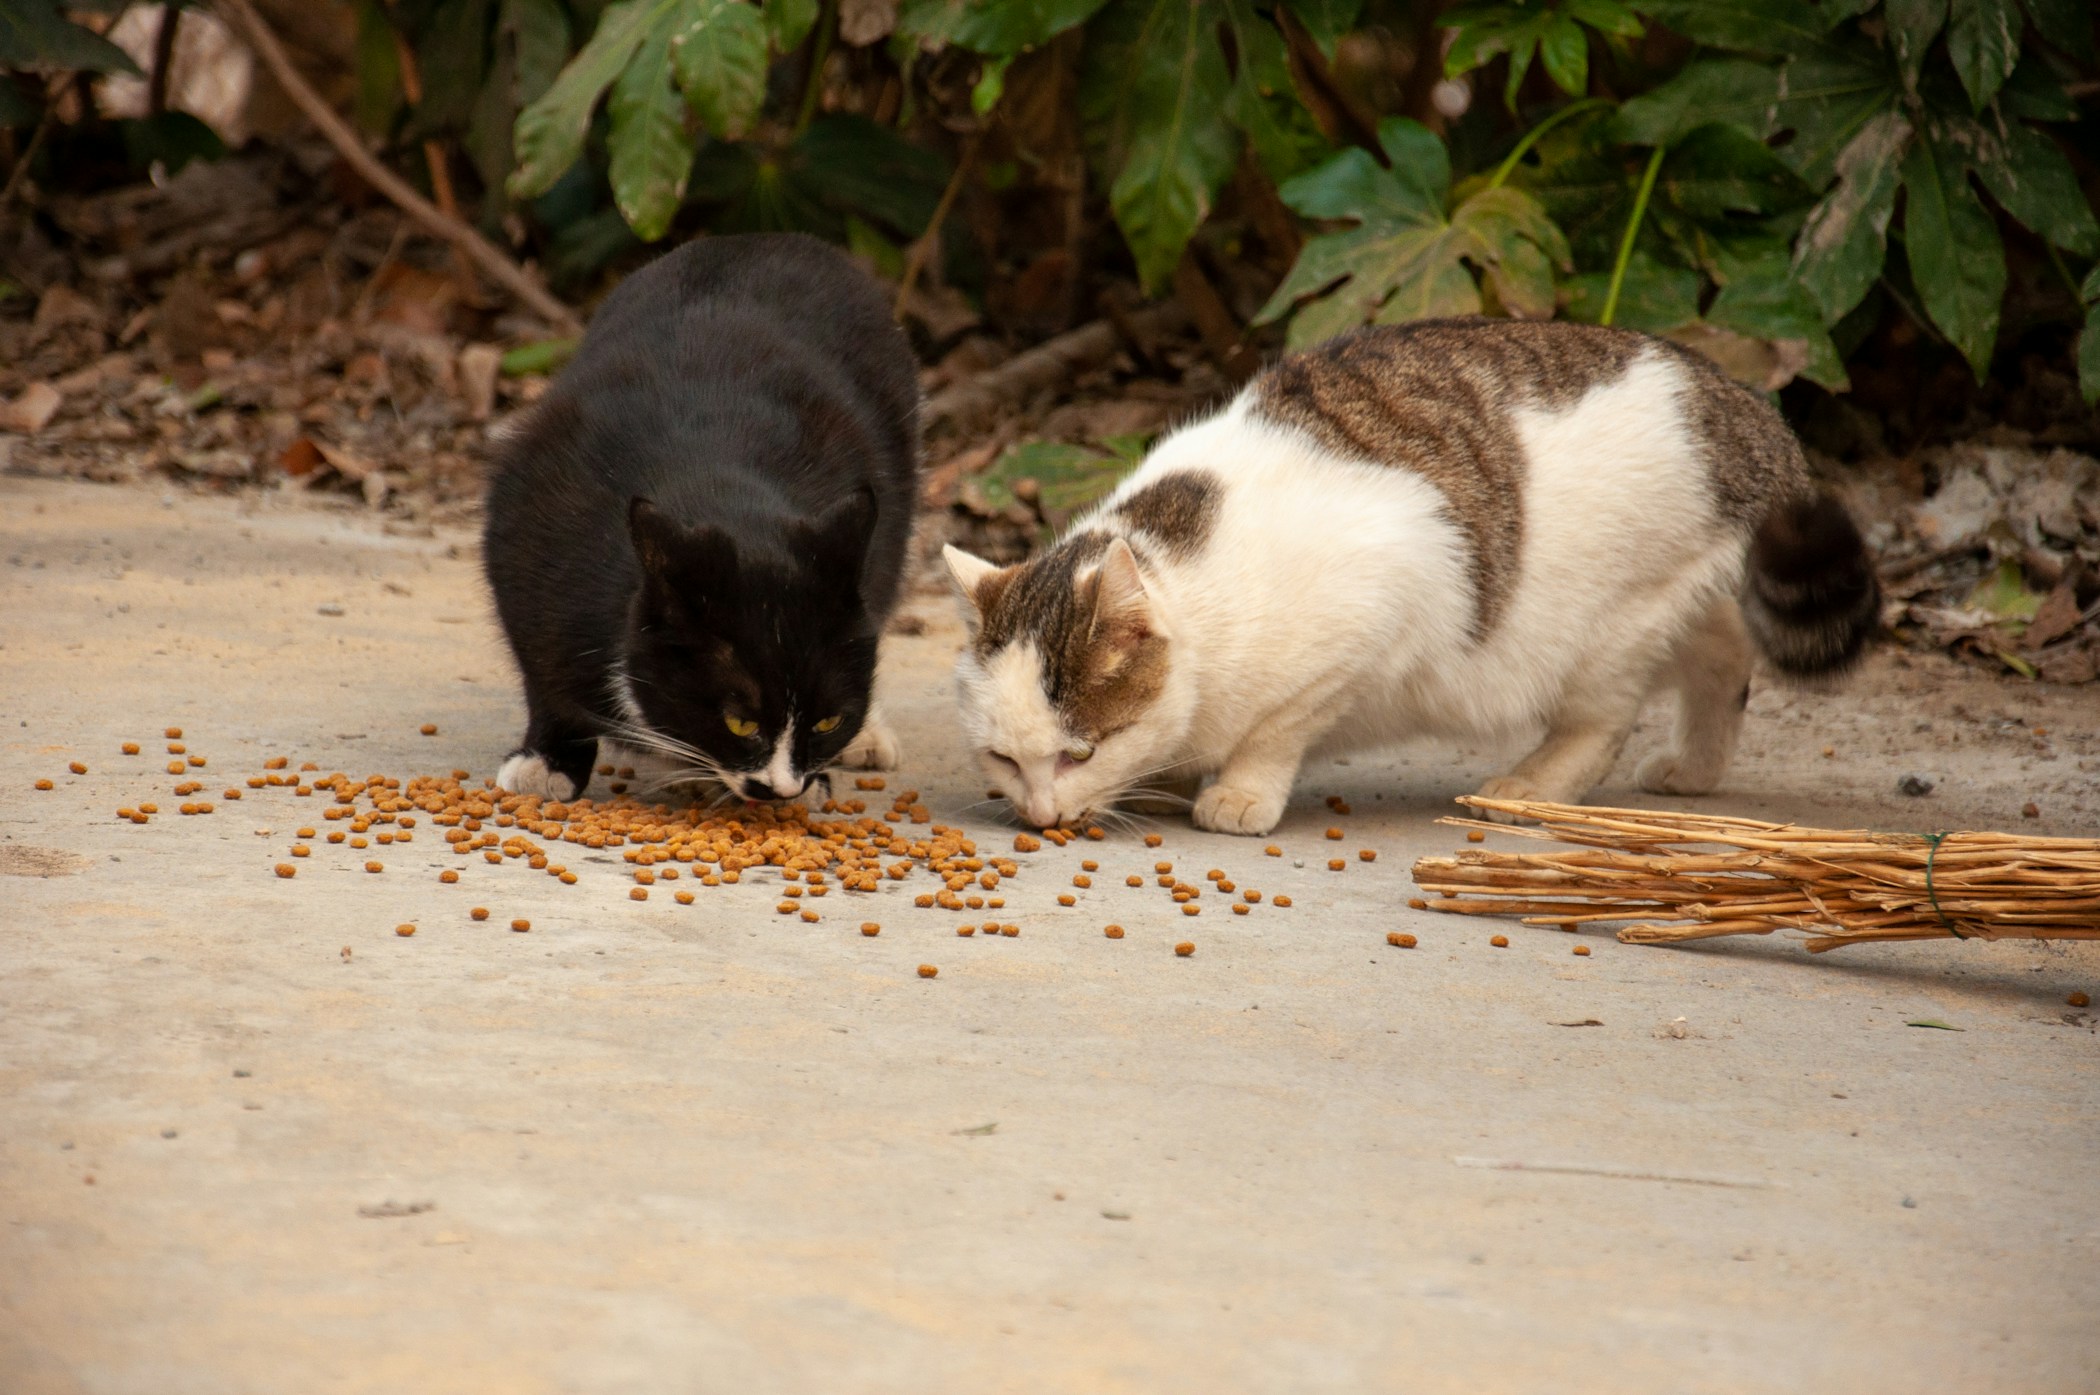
1901 134 2004 380
1791 108 1909 323
411 0 493 138
897 0 1111 54
1079 0 1240 293
684 114 951 238
510 0 665 200
1635 0 1823 57
765 0 818 50
672 0 767 138
1223 0 1327 184
1443 3 1591 107
467 0 571 218
608 22 693 240
1703 261 1847 387
1945 0 2019 111
1285 0 1363 58
1884 0 1946 90
1558 253 1701 331
2020 0 2093 62
1256 118 1569 348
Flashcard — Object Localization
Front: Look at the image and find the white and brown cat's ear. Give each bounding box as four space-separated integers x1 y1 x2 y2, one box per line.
941 544 1012 636
1088 537 1156 651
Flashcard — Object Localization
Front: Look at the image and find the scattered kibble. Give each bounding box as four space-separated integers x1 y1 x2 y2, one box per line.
1407 897 1427 910
1231 903 1249 915
1182 904 1200 916
1000 924 1018 937
674 890 694 904
1489 934 1509 948
1264 844 1281 857
1174 941 1195 957
438 869 458 883
510 918 530 932
1466 830 1485 843
1126 875 1143 887
1387 932 1416 948
274 864 296 878
1359 849 1376 863
33 779 53 791
1327 859 1345 871
1104 924 1125 939
1273 895 1292 908
799 909 820 923
420 724 438 736
1073 874 1092 888
395 924 415 937
165 727 181 739
855 776 886 790
471 908 490 921
1573 944 1592 956
1325 827 1342 840
2070 991 2090 1008
1326 797 1352 815
121 742 140 755
364 861 383 873
1154 861 1173 874
629 887 648 901
1057 894 1076 907
166 762 185 775
917 964 939 978
1144 834 1163 848
1013 833 1042 853
957 924 976 936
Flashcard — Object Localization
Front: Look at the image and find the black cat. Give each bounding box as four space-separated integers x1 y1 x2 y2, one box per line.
484 233 920 802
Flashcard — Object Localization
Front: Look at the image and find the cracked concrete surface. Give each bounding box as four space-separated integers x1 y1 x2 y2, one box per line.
3 476 2097 1394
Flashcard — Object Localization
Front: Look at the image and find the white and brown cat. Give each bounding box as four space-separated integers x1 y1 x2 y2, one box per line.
941 319 1878 835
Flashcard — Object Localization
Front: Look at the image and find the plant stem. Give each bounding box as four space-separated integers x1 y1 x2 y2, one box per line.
2043 242 2086 305
1487 97 1610 191
1600 144 1664 327
795 0 839 137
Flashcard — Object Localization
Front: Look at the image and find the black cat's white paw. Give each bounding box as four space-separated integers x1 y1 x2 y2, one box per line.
498 752 578 800
839 717 900 770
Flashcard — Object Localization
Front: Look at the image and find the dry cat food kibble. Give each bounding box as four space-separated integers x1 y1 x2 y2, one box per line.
1104 925 1125 939
918 964 938 978
1264 845 1281 857
1126 875 1143 887
471 908 490 921
420 724 438 736
275 864 296 878
1407 897 1427 910
1573 944 1592 956
121 742 140 755
1273 895 1292 908
439 869 458 884
510 918 530 932
364 861 383 874
1144 834 1163 848
675 890 694 904
1174 941 1195 957
2070 991 2091 1007
33 779 52 791
1183 904 1200 916
957 924 976 936
1359 850 1376 862
395 924 415 937
629 887 648 901
1386 932 1416 948
1466 830 1486 843
1328 859 1346 871
165 727 181 738
1325 828 1343 840
1000 924 1019 937
1057 894 1076 907
1490 934 1509 948
68 761 87 775
1231 903 1249 915
861 923 881 936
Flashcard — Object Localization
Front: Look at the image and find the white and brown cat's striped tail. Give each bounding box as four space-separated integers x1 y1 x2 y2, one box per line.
1742 492 1881 677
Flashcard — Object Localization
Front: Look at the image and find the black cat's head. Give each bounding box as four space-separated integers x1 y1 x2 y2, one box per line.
622 493 880 801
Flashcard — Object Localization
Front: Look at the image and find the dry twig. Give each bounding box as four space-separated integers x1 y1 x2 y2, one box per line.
1411 798 2100 952
215 0 582 335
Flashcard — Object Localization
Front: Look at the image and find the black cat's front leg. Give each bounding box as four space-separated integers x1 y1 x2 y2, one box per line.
496 713 598 799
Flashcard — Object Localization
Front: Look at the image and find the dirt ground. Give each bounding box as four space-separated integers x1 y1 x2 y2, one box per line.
2 473 2097 1394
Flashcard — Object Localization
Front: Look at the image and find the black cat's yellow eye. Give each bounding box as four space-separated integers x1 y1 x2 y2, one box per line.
813 715 843 734
725 715 759 738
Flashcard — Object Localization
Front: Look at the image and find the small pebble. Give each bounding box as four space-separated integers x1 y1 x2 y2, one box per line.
2022 802 2040 819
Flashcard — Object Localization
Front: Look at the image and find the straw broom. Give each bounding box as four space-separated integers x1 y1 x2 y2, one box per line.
1408 798 2100 952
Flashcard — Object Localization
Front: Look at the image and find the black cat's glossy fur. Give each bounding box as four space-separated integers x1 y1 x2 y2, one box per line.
484 234 919 802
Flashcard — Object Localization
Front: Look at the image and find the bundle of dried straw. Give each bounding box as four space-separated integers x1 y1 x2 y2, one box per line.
1409 798 2100 952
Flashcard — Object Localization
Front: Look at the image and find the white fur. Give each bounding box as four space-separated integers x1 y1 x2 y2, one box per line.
947 346 1757 834
496 752 576 801
762 717 803 798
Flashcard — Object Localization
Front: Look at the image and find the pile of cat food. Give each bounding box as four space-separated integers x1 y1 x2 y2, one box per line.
28 726 1446 976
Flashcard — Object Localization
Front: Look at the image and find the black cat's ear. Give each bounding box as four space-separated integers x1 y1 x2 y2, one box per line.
630 497 735 586
800 486 876 587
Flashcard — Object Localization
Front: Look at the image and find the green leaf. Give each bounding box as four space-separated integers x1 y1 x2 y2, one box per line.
1955 118 2100 256
1904 1018 1964 1030
1538 15 1588 96
0 0 141 74
1767 37 1903 189
1223 0 1328 185
1559 253 1700 331
1792 108 1910 322
1705 265 1848 387
353 0 404 136
1285 0 1363 58
1659 123 1813 219
1564 0 1644 38
2019 0 2093 62
510 0 666 200
1080 0 1240 293
501 338 581 374
766 0 819 50
1635 0 1824 56
977 441 1136 521
1946 0 2019 110
1613 57 1778 149
897 0 1111 55
1998 48 2079 120
608 21 694 240
794 113 952 235
466 0 570 220
1901 134 2004 380
2078 304 2100 405
971 53 1013 112
512 0 573 104
412 0 494 136
1967 558 2044 623
1258 118 1569 345
1885 0 1947 90
672 0 767 138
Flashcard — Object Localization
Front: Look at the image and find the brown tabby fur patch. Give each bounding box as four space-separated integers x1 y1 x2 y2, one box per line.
1108 471 1221 558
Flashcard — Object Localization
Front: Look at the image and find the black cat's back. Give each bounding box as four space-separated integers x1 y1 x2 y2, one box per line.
483 233 921 798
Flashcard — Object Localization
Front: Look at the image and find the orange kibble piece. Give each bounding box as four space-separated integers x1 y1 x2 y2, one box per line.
1264 844 1281 857
1407 897 1427 910
1243 890 1261 903
167 743 185 755
1183 903 1200 916
223 789 242 801
1466 830 1486 843
138 802 158 814
917 964 938 978
510 918 530 932
274 864 296 878
1231 903 1249 915
188 756 206 768
1325 827 1342 840
420 724 437 736
1359 850 1376 863
1273 895 1292 908
471 908 489 921
2068 991 2090 1008
296 827 315 839
1057 894 1076 907
67 761 88 775
121 742 140 755
364 861 383 873
167 762 185 775
777 901 797 915
437 869 458 883
1126 875 1143 887
957 924 976 937
560 872 577 884
1143 834 1163 848
1080 859 1099 872
1386 932 1416 948
1154 861 1172 873
327 832 345 844
395 924 416 937
1013 833 1041 853
800 909 820 923
634 869 654 885
1073 874 1092 888
675 890 694 905
1328 859 1345 871
1573 944 1592 957
1174 941 1195 957
33 779 53 791
1000 924 1018 937
861 922 881 936
265 758 287 770
1490 934 1509 948
629 888 648 901
165 727 182 739
1085 827 1105 840
1104 924 1125 939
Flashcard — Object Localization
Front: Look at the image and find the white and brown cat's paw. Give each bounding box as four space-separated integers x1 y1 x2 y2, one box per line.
1472 775 1549 823
1192 782 1287 836
498 752 577 801
839 717 900 771
1634 750 1723 796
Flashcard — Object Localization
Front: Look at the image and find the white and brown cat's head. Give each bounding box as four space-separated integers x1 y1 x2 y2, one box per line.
942 534 1196 828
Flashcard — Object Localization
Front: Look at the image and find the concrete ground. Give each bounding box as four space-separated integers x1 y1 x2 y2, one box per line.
3 474 2097 1395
